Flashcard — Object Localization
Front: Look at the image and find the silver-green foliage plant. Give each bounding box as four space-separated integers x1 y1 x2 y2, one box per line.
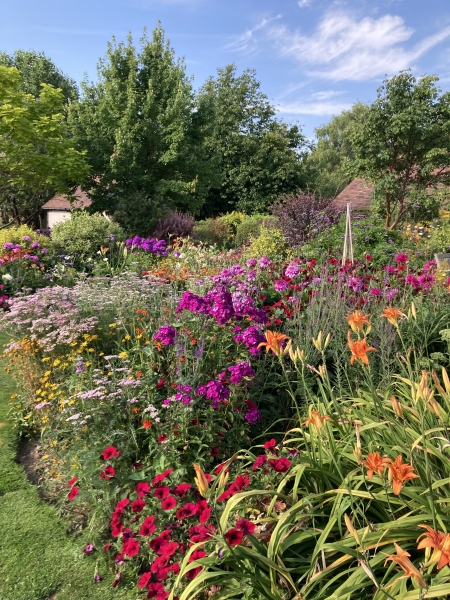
50 211 125 260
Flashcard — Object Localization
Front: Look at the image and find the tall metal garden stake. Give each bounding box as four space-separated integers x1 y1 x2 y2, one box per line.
342 203 354 266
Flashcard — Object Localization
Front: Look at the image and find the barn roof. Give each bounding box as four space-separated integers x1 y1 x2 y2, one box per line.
41 187 92 211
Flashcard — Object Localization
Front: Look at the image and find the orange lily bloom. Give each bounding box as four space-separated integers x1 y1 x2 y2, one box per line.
193 463 209 498
417 525 450 569
381 307 406 327
304 410 332 431
258 330 291 357
347 310 371 334
347 332 376 365
363 452 389 480
384 543 426 589
385 455 419 495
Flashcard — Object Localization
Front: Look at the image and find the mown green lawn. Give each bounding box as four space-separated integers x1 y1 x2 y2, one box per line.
0 333 136 600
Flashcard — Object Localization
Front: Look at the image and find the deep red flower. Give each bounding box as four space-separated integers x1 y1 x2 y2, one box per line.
217 489 233 502
199 506 212 524
100 465 115 480
189 549 207 562
210 447 219 457
68 486 79 501
68 476 78 487
131 498 146 513
224 528 244 546
185 566 202 580
161 496 177 511
111 524 123 537
139 516 156 536
112 572 122 588
215 463 228 475
152 468 173 485
244 399 257 410
236 518 256 535
160 541 179 560
150 534 171 554
176 503 197 519
173 483 192 497
147 582 166 598
137 572 152 589
157 434 168 443
135 482 151 497
101 446 119 460
204 473 213 483
268 457 291 473
233 475 250 491
122 538 140 557
264 438 277 449
103 543 111 553
153 486 170 499
115 498 130 512
156 378 165 388
252 455 268 470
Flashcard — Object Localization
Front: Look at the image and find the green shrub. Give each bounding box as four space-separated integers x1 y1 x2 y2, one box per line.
50 211 125 260
235 214 273 246
242 223 287 261
429 220 450 252
192 218 230 248
0 225 47 246
217 211 246 238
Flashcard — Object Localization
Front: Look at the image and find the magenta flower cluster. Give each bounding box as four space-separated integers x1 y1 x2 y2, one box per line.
125 236 168 256
153 325 177 346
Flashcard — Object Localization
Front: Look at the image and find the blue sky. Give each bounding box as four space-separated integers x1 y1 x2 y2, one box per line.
1 0 450 137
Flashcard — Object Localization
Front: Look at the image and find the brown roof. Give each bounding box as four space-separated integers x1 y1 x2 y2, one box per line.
334 178 373 211
42 187 92 211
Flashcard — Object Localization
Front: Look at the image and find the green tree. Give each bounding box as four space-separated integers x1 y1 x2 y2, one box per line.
350 71 450 229
0 49 78 102
0 66 89 226
199 64 309 216
69 26 219 235
307 102 368 198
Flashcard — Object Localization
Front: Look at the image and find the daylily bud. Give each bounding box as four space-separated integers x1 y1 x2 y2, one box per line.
217 467 229 492
193 464 209 498
344 513 360 544
318 364 327 379
410 301 417 320
312 331 323 351
390 395 403 417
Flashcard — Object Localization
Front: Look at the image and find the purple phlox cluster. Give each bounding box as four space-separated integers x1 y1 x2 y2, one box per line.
175 384 192 404
370 287 382 297
244 409 261 424
258 257 271 270
246 259 257 268
22 235 31 242
204 286 234 324
384 288 399 302
125 236 168 256
231 291 266 324
285 261 300 279
395 253 408 264
348 277 363 292
196 374 230 409
423 260 437 272
212 264 247 285
274 280 289 293
234 326 265 355
176 291 207 315
228 361 255 385
153 325 177 346
31 241 40 249
385 266 397 275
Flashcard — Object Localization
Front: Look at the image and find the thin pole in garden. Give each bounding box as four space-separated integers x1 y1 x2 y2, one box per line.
342 203 354 266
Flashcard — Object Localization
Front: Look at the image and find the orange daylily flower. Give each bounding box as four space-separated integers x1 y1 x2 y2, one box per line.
417 525 450 569
347 331 376 365
385 455 419 495
304 410 332 431
258 330 291 357
363 452 389 480
347 310 371 334
193 463 209 498
381 307 406 327
384 543 427 589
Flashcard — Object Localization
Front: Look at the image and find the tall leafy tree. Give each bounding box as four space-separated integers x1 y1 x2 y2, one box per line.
0 67 89 226
0 50 78 102
199 64 308 216
70 26 219 234
307 102 368 198
350 71 450 229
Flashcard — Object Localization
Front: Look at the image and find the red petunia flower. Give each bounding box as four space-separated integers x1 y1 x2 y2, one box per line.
176 502 197 520
236 518 256 535
160 541 179 560
115 498 130 512
156 378 165 388
189 549 207 562
264 439 277 449
68 476 78 487
103 543 111 553
215 463 228 475
161 496 177 511
137 572 152 589
135 482 150 497
150 533 171 554
100 465 115 480
131 498 146 513
185 566 202 580
233 475 250 491
139 516 156 536
122 538 140 557
252 455 268 470
199 506 212 524
173 483 192 497
224 528 244 547
210 447 219 457
147 582 166 598
268 457 291 473
152 468 173 486
153 486 170 499
101 446 119 460
217 489 233 502
68 486 79 501
158 434 168 443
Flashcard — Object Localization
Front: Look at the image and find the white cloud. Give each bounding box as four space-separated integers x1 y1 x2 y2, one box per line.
298 0 312 7
268 11 450 80
225 15 282 55
311 90 346 100
277 100 353 115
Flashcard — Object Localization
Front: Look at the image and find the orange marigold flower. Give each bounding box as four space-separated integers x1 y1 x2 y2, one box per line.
258 330 291 357
304 410 332 431
142 420 153 429
347 310 371 334
381 307 406 327
384 543 426 589
417 525 450 569
347 332 376 365
363 452 389 480
385 455 419 495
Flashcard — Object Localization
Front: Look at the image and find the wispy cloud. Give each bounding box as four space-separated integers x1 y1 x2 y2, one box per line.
311 90 346 100
298 0 313 7
225 15 282 55
277 100 353 116
268 11 450 81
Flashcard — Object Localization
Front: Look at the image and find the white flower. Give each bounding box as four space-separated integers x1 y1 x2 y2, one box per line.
2 274 12 282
